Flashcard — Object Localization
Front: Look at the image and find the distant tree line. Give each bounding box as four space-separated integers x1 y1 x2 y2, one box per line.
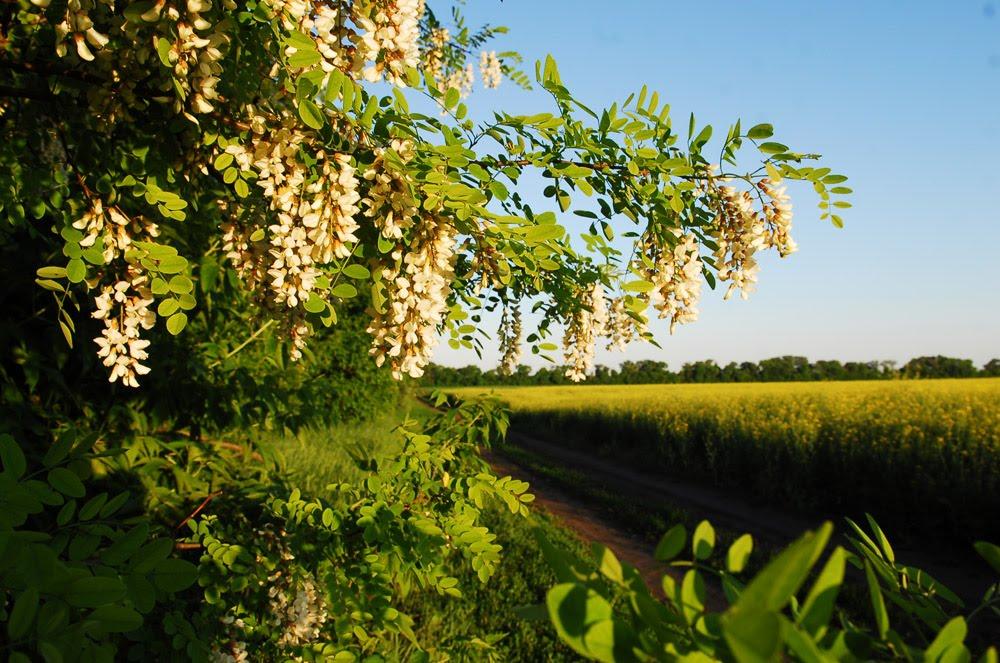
423 355 1000 386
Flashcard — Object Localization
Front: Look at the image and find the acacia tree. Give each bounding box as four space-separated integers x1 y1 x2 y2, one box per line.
1 0 848 390
0 1 923 660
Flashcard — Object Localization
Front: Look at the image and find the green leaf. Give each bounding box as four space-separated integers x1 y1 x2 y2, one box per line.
157 299 179 317
594 545 623 584
546 583 614 660
331 283 358 299
622 280 653 294
758 142 789 155
130 538 175 574
747 124 774 140
35 279 65 292
342 264 370 280
444 86 461 110
88 605 143 633
288 49 322 69
680 570 706 623
692 125 713 147
101 523 150 566
489 180 509 200
7 587 39 640
864 560 889 639
213 153 234 170
974 541 1000 575
727 534 754 573
36 266 67 279
524 224 565 243
692 520 715 560
925 617 968 662
42 433 76 467
796 546 845 635
151 558 198 592
166 312 188 335
156 255 188 274
723 609 781 663
168 275 194 294
47 467 85 498
66 258 87 283
65 576 127 608
78 493 108 520
654 524 686 561
303 294 326 313
0 433 27 478
155 38 172 67
582 619 638 663
298 99 325 130
735 522 832 613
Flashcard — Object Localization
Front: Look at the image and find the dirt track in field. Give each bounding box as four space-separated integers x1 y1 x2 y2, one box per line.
485 427 996 610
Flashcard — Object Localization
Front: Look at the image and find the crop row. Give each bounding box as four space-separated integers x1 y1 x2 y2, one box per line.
453 379 1000 541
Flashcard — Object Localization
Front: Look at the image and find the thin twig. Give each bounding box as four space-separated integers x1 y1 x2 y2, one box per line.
175 490 223 532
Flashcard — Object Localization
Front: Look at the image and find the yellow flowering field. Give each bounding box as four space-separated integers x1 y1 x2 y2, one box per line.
451 378 1000 539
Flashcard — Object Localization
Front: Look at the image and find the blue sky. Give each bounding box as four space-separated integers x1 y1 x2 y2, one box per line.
430 1 1000 369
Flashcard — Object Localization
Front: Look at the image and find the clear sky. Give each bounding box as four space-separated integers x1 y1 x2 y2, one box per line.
430 1 1000 370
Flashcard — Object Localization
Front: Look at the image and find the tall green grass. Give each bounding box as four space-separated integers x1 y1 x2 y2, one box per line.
259 401 583 660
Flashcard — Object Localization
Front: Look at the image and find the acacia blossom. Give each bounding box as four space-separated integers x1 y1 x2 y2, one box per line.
643 232 703 333
92 271 155 388
353 0 424 85
479 50 502 89
367 213 456 379
563 283 608 382
497 305 522 375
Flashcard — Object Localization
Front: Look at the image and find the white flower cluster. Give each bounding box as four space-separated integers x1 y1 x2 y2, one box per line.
562 283 608 382
73 199 160 263
267 151 360 308
367 214 456 379
711 185 768 301
479 51 502 89
224 123 360 310
221 219 268 294
92 271 155 388
209 641 248 663
219 118 360 360
268 575 328 648
267 0 311 29
497 305 522 375
46 0 111 62
758 178 796 256
708 177 797 301
277 0 363 89
163 17 229 116
644 232 703 333
211 613 250 663
355 0 424 85
361 139 418 240
423 27 450 85
421 28 502 98
443 64 475 99
605 297 647 351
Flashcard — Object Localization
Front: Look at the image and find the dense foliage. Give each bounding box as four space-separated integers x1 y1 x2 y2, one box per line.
537 516 1000 661
5 0 994 659
424 354 999 386
451 380 1000 542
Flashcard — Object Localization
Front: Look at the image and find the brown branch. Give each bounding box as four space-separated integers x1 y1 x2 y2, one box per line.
175 490 223 532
